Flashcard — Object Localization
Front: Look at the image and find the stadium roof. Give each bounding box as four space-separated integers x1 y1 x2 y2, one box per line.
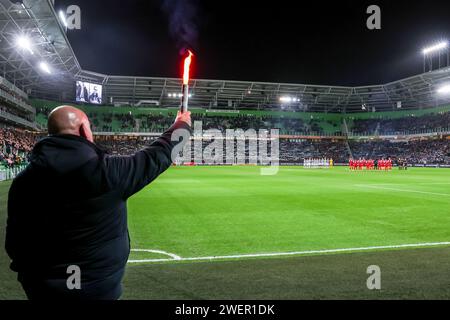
1 0 450 113
0 0 80 97
94 68 450 113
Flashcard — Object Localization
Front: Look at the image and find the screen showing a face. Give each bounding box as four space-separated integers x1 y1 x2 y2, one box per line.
75 81 103 105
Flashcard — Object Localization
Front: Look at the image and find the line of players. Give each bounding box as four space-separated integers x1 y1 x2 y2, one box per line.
304 158 334 169
349 158 393 171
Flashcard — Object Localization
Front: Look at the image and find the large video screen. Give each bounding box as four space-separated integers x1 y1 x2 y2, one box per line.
75 81 103 105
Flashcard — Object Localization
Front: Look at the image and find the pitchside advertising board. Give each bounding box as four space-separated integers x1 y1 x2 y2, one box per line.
75 81 103 105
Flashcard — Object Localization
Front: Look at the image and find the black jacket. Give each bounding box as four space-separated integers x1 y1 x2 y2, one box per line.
5 120 190 299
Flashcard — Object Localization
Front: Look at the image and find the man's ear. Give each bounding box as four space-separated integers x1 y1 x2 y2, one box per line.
79 122 88 139
79 121 94 143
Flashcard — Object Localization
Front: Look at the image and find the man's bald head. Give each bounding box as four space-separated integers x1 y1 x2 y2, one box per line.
48 106 94 143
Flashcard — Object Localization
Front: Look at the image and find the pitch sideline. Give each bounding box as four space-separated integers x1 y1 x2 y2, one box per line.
128 241 450 264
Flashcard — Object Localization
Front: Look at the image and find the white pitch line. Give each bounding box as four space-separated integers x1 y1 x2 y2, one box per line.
354 184 450 197
130 249 181 260
127 241 450 264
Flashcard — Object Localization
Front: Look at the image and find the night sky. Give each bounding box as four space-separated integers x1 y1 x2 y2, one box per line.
55 0 450 86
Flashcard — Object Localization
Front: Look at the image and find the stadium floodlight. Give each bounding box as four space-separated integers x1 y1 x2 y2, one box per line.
437 84 450 95
59 10 68 28
280 96 300 103
16 35 33 54
39 61 51 74
168 92 191 99
168 93 181 98
423 41 448 55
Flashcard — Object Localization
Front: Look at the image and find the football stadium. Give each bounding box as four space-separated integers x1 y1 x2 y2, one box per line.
1 0 450 304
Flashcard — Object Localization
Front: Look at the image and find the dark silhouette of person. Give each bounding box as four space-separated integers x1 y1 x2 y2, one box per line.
5 106 192 300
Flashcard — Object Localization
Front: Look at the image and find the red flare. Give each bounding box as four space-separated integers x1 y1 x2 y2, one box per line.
183 50 194 85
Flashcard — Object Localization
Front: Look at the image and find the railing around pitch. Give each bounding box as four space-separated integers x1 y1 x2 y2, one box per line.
0 165 27 182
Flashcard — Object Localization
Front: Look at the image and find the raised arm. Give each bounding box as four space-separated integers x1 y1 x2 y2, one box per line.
104 112 191 199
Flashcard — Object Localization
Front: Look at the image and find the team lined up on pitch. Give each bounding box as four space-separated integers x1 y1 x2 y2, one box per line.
303 158 334 169
349 159 393 171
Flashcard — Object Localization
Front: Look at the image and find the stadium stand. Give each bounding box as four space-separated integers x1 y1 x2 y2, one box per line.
95 135 450 166
3 98 450 177
0 128 34 168
350 112 450 136
0 75 38 178
33 99 344 136
1 99 448 171
350 139 450 165
33 99 450 136
36 107 339 136
1 105 450 176
0 76 37 131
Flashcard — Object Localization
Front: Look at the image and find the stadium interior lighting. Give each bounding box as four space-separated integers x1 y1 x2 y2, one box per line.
59 10 68 28
168 93 192 98
39 61 51 74
423 41 448 55
16 35 33 54
437 84 450 95
279 96 300 103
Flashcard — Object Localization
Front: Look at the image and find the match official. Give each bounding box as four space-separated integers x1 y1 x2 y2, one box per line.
5 106 191 300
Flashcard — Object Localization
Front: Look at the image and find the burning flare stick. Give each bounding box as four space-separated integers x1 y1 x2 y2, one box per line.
181 50 194 113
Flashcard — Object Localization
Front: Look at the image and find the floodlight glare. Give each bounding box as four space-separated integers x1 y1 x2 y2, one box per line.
16 35 33 54
437 84 450 95
59 10 68 28
39 61 51 74
423 41 448 55
280 96 299 103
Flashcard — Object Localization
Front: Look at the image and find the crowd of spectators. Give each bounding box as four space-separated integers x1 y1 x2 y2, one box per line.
97 135 450 166
350 139 450 165
37 107 450 137
0 127 36 168
4 107 450 169
280 140 349 164
36 108 333 135
351 112 450 135
96 137 151 156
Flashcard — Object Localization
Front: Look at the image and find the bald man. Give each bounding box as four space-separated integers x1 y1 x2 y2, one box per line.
5 106 191 300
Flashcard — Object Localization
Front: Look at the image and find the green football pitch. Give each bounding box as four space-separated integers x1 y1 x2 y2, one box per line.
2 166 450 299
